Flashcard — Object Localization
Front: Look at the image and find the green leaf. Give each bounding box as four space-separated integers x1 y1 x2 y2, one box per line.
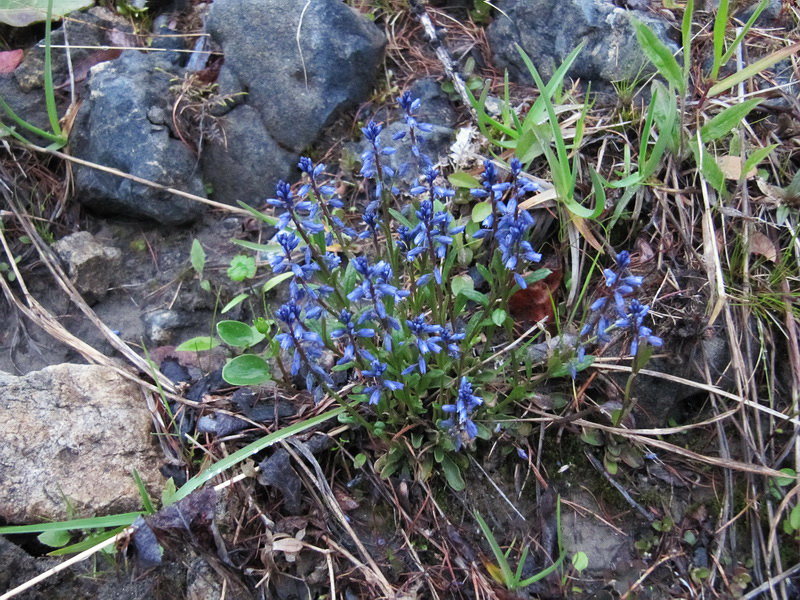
262 271 293 293
175 336 220 352
190 239 206 275
441 455 466 491
221 293 249 314
448 172 482 188
216 320 265 348
458 288 489 307
572 551 589 572
491 308 507 326
700 99 761 142
37 529 71 548
161 477 177 507
776 468 797 487
742 143 777 176
48 526 126 556
632 18 684 94
227 255 257 282
450 274 474 298
471 201 493 223
0 0 94 27
525 268 552 284
790 505 800 531
231 239 281 253
222 354 271 386
710 0 729 80
353 453 367 469
236 201 278 226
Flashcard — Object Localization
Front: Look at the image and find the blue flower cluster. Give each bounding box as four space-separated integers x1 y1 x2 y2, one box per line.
471 159 542 288
440 378 484 451
570 250 663 378
254 92 548 451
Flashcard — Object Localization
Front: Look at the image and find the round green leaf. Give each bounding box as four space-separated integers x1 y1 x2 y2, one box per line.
572 551 589 572
448 172 482 188
450 274 474 298
471 201 493 223
227 255 257 282
222 355 271 386
491 308 507 326
217 320 265 348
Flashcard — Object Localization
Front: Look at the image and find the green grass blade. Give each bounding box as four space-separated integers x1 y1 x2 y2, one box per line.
42 0 63 139
632 18 684 94
48 526 126 556
520 41 586 131
708 41 800 97
0 97 66 144
131 468 156 514
681 0 694 81
173 406 346 502
0 513 143 535
719 0 769 68
235 200 279 226
474 510 515 586
710 0 729 80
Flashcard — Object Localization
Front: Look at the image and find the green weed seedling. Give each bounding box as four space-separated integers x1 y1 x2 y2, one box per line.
474 497 567 591
0 0 68 149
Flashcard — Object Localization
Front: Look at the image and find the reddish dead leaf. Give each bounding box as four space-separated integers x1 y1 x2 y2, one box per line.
508 267 562 326
0 49 24 74
750 232 778 262
333 485 359 512
57 48 121 87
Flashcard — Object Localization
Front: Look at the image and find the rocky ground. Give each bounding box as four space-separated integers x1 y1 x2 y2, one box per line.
1 0 799 598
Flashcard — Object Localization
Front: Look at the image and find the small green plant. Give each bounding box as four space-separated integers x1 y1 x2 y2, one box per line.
0 0 68 149
474 499 566 591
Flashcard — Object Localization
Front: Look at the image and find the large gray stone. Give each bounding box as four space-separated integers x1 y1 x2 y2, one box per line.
0 364 165 522
71 51 206 225
487 0 679 85
204 0 386 205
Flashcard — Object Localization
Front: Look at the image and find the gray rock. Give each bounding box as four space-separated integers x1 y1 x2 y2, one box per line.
144 308 198 345
71 51 206 225
204 0 386 205
53 231 122 304
0 364 165 522
487 0 679 85
201 105 295 207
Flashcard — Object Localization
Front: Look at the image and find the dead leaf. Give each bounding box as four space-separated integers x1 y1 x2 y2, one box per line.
272 536 304 553
749 232 777 262
717 155 756 180
509 266 562 326
333 485 359 512
0 49 23 74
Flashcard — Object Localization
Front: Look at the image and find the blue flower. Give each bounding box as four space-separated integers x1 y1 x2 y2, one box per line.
402 314 443 374
331 309 375 366
440 326 465 358
440 377 483 451
266 180 319 232
274 301 332 397
361 359 404 405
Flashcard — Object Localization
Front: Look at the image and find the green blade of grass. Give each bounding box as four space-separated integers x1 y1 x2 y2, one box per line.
173 405 346 502
718 0 770 68
710 0 729 80
708 41 800 97
474 510 515 587
0 513 144 535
